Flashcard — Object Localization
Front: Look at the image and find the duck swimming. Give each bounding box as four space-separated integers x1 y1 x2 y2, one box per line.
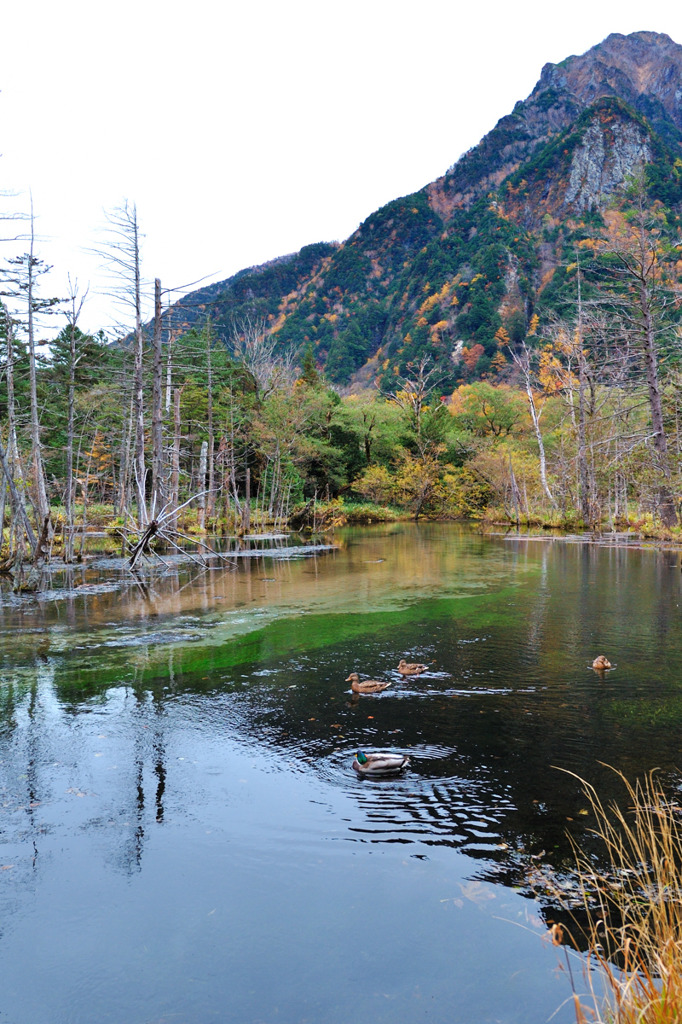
346 673 391 693
397 659 427 676
592 655 612 671
352 750 409 775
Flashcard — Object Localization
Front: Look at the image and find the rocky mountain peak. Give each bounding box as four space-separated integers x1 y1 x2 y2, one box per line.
429 31 682 220
534 31 682 132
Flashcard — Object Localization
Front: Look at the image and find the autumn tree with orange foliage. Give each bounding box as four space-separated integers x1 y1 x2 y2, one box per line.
461 343 485 373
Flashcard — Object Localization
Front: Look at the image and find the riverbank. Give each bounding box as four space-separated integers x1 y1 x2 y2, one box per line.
481 525 682 556
480 505 682 553
5 499 682 578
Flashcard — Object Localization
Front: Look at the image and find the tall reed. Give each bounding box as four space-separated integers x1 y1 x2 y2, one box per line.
561 767 682 1023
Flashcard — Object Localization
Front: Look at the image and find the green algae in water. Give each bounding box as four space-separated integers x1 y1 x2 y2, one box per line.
0 523 538 695
50 584 528 694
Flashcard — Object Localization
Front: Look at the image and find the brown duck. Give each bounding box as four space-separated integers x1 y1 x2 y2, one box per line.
346 673 391 694
592 655 612 671
397 659 427 676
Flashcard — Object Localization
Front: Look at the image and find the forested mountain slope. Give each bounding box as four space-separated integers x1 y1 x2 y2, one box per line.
169 31 682 388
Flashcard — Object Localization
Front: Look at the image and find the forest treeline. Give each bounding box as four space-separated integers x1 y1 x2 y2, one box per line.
1 181 682 590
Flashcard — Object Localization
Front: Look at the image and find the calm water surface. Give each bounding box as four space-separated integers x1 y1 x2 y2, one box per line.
2 523 682 1024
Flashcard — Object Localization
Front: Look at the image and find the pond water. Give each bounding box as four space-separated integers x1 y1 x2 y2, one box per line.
2 523 682 1024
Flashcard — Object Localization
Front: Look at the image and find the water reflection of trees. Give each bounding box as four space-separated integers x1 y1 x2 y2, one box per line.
0 665 170 883
3 531 682 906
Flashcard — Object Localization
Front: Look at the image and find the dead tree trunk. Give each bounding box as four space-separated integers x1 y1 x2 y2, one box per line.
205 322 215 521
3 311 24 493
26 207 51 524
65 313 77 562
151 277 164 517
170 387 182 534
576 257 590 523
243 465 251 534
639 280 677 526
132 212 147 525
98 202 148 525
64 282 86 563
0 433 36 557
510 342 556 509
197 441 208 529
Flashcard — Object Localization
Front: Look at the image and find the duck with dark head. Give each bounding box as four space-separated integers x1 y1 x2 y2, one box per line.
353 750 409 775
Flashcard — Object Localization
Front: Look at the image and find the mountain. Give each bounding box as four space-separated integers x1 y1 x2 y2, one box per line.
169 31 682 388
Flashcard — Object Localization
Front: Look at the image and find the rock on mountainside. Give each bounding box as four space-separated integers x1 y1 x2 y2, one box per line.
563 116 652 211
169 31 682 388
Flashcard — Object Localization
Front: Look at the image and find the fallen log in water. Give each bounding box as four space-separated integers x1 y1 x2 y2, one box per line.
127 520 159 570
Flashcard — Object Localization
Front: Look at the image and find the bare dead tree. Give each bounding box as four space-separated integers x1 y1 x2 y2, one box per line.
596 182 679 526
93 201 149 526
205 319 216 521
62 278 89 562
0 430 36 559
573 252 590 522
0 307 25 496
507 340 557 508
197 440 208 529
151 277 164 517
169 385 183 534
117 389 134 516
232 314 297 401
4 200 61 529
382 355 443 454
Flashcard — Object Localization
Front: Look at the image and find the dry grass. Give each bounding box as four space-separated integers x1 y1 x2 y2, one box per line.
560 767 682 1023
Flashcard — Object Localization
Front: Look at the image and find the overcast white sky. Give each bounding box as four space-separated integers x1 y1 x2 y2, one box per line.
2 0 682 335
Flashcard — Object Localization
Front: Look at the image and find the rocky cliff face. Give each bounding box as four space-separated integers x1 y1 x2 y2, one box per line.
493 97 659 232
563 114 652 211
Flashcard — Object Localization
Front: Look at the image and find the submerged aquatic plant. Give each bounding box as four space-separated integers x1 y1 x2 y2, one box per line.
560 766 682 1023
